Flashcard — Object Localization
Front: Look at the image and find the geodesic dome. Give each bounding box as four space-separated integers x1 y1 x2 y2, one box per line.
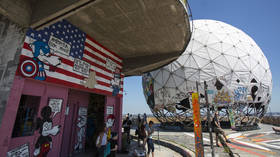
142 19 272 128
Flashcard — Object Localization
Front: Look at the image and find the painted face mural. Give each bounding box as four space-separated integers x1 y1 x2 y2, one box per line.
34 106 60 157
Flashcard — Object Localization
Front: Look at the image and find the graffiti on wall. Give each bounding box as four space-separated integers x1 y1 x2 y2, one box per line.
34 106 60 157
143 73 155 109
228 106 236 129
111 67 121 96
7 143 29 157
234 87 247 102
75 107 87 151
19 40 61 80
48 98 63 118
192 93 204 157
213 89 232 105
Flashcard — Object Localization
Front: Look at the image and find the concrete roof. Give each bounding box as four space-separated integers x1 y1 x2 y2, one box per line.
0 0 191 76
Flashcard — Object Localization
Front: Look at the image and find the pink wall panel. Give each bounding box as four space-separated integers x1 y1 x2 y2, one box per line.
105 96 122 150
0 76 123 156
0 76 25 157
0 77 68 157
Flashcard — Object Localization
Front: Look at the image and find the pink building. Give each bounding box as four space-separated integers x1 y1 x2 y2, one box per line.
0 20 124 157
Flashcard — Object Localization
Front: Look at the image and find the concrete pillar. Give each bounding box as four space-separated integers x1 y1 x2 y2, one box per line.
0 14 26 127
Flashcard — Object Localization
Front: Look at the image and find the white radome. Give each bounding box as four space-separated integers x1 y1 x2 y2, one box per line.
142 20 272 126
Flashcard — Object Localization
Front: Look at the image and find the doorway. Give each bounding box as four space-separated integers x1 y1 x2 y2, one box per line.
85 93 105 153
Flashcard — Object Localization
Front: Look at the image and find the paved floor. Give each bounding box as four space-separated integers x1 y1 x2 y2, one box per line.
74 123 280 157
145 123 280 157
73 139 181 157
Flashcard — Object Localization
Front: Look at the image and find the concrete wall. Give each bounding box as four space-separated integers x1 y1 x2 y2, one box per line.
262 116 280 126
0 14 26 126
0 0 32 27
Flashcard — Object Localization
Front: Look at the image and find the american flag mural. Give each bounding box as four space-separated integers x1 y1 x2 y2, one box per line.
17 20 123 97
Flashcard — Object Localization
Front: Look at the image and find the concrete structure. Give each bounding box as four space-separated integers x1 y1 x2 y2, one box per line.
142 20 272 129
0 14 26 127
0 0 191 156
0 19 124 157
0 0 191 76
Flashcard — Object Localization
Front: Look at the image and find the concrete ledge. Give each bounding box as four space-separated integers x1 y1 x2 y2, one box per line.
131 135 194 157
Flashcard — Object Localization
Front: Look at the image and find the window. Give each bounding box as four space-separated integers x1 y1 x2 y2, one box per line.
12 95 40 137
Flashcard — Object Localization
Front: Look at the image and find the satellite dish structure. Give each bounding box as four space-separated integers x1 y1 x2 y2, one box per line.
142 19 272 130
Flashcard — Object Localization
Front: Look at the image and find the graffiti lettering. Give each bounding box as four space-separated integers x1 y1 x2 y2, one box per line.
234 87 247 101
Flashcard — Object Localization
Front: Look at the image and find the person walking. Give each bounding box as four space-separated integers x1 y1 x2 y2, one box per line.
212 111 231 147
96 123 107 157
146 121 155 157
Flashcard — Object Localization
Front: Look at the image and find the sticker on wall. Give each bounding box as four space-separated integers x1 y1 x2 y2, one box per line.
81 71 97 89
111 67 121 96
48 98 63 118
65 106 69 115
78 107 87 116
34 106 61 157
73 58 90 76
106 106 114 115
105 58 117 71
7 143 29 157
75 107 87 150
48 35 71 56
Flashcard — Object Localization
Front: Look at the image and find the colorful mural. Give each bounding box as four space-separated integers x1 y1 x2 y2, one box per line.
34 106 60 157
74 107 87 151
142 73 155 109
17 20 124 97
192 93 204 157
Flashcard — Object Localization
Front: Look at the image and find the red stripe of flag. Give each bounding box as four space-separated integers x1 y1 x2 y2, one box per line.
84 49 106 64
86 35 123 62
23 43 124 78
83 57 113 74
23 42 32 51
46 76 123 97
84 42 122 66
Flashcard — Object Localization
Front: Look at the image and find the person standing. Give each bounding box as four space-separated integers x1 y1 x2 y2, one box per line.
122 114 132 144
136 114 142 146
146 121 155 157
96 123 107 157
109 132 118 157
212 111 231 147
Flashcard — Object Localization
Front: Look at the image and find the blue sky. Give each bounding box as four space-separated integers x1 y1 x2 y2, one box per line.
123 0 280 114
